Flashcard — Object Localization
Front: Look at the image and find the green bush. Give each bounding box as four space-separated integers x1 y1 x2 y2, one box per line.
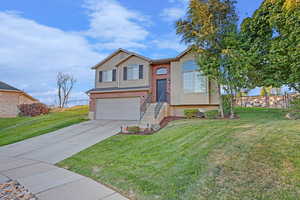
127 126 140 133
184 109 199 119
290 97 300 111
205 110 219 119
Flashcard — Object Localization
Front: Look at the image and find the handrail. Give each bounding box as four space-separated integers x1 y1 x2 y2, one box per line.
140 93 152 120
154 93 165 119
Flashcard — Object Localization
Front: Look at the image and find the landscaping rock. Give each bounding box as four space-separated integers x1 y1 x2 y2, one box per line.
0 180 37 200
151 124 160 132
286 112 300 120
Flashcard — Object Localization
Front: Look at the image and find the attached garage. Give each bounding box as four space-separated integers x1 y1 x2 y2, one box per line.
95 97 140 120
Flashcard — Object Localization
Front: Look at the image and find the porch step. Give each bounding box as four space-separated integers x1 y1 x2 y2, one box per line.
139 103 168 128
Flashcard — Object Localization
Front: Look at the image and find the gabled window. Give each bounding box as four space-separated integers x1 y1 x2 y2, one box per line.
182 60 207 93
100 69 116 82
124 64 143 80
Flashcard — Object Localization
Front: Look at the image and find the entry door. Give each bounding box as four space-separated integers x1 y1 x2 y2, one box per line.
156 79 167 102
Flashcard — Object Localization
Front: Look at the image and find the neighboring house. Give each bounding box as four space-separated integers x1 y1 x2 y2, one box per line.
0 81 38 118
87 48 219 126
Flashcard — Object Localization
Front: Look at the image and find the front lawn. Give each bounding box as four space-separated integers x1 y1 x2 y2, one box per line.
58 108 300 200
0 106 88 146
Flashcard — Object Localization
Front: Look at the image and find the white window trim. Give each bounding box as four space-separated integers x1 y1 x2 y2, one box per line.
102 70 113 82
127 64 139 80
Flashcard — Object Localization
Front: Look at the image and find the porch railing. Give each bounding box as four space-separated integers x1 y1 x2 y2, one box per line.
140 94 152 120
154 93 168 119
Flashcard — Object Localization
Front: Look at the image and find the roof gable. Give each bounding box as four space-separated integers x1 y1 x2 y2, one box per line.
0 81 38 102
0 81 20 91
115 54 151 67
91 48 151 69
91 47 193 69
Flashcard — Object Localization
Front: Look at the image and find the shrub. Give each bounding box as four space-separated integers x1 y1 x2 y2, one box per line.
184 109 199 119
18 103 50 117
127 126 140 134
204 110 219 119
290 96 300 111
287 97 300 120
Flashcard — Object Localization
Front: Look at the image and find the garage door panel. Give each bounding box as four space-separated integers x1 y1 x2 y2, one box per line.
96 98 140 120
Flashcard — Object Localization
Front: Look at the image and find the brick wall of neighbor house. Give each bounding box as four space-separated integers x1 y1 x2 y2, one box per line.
0 91 36 118
151 64 171 103
89 90 149 119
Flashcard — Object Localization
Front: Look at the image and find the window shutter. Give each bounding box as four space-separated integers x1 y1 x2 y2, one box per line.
112 69 116 81
123 67 127 80
99 71 103 82
139 65 143 79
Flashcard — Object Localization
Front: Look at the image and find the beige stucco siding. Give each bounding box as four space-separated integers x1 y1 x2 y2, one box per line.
118 56 150 88
95 53 150 89
95 51 129 88
0 92 19 118
170 53 220 105
0 91 37 118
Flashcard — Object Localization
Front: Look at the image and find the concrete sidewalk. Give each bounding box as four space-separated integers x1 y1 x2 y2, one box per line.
0 120 135 200
0 156 127 200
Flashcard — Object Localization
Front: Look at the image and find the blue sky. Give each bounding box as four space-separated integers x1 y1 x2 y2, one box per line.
0 0 263 104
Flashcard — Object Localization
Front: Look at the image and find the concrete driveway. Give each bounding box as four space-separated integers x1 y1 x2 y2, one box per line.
0 120 137 200
0 120 138 164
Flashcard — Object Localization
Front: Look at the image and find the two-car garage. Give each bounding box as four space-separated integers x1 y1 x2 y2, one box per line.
95 97 141 120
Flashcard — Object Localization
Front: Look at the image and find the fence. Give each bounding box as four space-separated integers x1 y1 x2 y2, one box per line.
235 93 298 109
66 99 89 107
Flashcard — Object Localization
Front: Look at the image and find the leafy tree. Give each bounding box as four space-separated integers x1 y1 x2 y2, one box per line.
176 0 254 118
241 0 300 92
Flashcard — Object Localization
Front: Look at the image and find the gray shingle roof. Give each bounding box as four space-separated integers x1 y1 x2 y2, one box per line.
0 81 21 91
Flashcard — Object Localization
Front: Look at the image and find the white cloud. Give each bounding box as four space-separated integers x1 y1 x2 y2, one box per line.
162 0 188 22
152 34 186 52
83 0 150 49
169 0 189 4
161 7 185 22
0 11 104 104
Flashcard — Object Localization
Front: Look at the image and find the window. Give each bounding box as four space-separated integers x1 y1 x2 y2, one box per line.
156 68 167 75
100 69 116 82
127 64 140 80
182 60 207 93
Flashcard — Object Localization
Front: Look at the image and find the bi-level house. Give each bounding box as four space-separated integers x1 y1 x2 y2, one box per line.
87 48 219 126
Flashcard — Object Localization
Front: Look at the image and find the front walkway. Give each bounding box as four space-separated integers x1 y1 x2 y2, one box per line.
0 120 137 200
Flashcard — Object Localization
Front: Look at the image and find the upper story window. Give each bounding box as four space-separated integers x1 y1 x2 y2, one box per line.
182 60 207 93
156 68 168 75
99 69 116 82
124 64 143 80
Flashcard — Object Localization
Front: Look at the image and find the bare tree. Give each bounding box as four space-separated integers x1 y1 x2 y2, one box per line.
57 72 76 108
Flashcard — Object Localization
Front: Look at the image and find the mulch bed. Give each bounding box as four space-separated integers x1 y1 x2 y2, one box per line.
0 180 37 200
159 116 186 128
118 129 154 136
118 116 186 136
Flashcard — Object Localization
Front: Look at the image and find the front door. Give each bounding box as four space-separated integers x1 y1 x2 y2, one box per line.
156 79 167 102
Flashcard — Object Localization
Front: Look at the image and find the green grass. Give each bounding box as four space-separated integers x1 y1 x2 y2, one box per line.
0 106 88 146
58 107 300 200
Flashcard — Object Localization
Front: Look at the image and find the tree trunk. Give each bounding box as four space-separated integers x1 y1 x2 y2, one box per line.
218 85 224 118
230 95 235 119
